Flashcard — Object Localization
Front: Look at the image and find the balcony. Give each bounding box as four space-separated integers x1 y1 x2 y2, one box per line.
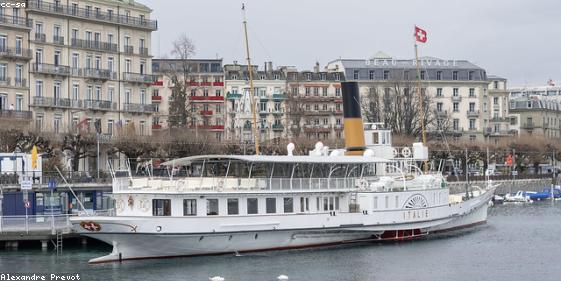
82 68 115 80
0 16 33 29
123 103 155 114
272 124 284 131
451 95 461 102
193 125 225 131
152 124 162 130
34 33 46 43
84 99 114 111
13 78 28 88
71 39 118 52
32 96 73 108
0 77 9 87
0 48 33 60
466 110 480 117
304 124 332 133
189 96 224 102
436 110 448 117
27 0 158 31
334 124 344 130
213 81 224 86
124 45 134 54
151 95 162 102
272 93 288 100
0 110 32 120
139 47 149 56
31 63 70 77
122 72 156 84
53 35 64 45
226 92 242 99
490 117 510 123
199 110 213 116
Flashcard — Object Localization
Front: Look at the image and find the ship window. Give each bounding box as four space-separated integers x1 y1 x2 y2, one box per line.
300 197 309 212
335 197 340 210
152 199 171 216
283 198 294 213
183 199 197 216
385 196 389 209
206 199 219 216
329 197 334 211
227 199 239 215
373 196 378 209
247 198 258 214
395 196 399 208
316 197 320 211
323 197 328 211
266 198 276 214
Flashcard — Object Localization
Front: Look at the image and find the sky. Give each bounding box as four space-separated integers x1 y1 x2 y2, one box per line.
142 0 561 87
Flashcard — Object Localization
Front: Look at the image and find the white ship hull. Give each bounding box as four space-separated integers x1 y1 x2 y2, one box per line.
72 188 494 263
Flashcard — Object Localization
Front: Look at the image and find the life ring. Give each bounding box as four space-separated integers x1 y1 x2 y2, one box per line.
128 195 134 208
401 147 411 158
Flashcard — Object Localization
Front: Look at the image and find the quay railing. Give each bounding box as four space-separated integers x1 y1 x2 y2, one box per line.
0 209 115 235
0 214 73 235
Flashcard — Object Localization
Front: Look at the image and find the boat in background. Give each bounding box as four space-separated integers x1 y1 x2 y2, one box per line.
504 191 532 203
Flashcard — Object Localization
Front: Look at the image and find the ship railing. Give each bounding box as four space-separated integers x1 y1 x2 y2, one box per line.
0 214 74 235
114 176 359 192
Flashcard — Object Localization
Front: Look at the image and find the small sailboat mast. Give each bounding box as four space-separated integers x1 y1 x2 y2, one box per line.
242 3 261 155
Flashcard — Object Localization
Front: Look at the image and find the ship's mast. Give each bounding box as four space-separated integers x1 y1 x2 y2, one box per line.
242 4 260 155
414 36 427 172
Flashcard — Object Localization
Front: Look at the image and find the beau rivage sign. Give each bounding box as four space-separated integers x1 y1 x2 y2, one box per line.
364 58 459 67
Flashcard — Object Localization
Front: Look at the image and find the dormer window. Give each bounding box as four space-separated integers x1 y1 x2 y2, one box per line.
306 73 312 81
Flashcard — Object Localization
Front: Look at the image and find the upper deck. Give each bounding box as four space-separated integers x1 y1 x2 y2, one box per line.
112 154 442 194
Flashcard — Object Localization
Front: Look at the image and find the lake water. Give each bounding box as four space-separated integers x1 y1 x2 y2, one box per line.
1 202 561 281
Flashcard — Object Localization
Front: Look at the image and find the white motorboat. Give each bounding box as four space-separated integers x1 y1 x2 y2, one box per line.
504 191 532 203
70 82 496 263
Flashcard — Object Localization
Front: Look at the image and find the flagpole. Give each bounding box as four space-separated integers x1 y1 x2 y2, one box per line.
242 3 261 155
414 27 428 172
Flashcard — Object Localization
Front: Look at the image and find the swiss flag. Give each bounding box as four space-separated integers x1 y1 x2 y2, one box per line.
415 26 427 43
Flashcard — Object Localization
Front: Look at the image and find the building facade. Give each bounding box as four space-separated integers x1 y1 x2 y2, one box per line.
0 4 34 129
510 98 561 139
152 58 225 140
24 0 157 139
326 53 490 141
484 76 519 144
285 66 345 143
224 62 287 144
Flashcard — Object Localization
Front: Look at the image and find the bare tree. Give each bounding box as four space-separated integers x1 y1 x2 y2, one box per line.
361 80 439 139
61 133 96 171
166 34 197 128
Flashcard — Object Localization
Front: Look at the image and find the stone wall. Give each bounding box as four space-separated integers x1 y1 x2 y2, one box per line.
449 179 554 195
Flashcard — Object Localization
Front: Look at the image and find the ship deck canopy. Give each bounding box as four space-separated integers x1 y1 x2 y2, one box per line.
161 155 391 167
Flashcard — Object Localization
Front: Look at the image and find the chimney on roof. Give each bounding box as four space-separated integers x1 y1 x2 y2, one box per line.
267 61 273 73
314 62 320 73
233 60 238 65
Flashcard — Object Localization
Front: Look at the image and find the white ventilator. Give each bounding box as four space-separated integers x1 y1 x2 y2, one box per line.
286 143 295 156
